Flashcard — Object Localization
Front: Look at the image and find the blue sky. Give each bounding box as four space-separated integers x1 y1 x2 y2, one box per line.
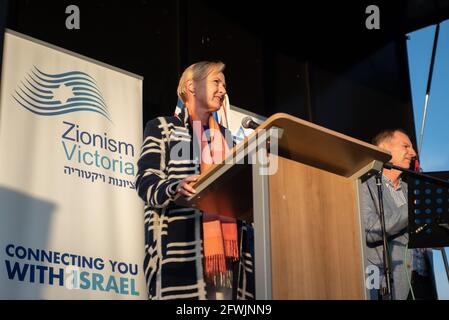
407 20 449 299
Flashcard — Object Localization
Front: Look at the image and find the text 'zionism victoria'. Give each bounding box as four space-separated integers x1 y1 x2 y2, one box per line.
61 121 135 176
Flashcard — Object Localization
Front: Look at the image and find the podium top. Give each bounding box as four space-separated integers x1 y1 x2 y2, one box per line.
258 113 391 177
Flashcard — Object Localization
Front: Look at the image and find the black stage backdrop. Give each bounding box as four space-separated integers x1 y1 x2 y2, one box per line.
3 0 449 145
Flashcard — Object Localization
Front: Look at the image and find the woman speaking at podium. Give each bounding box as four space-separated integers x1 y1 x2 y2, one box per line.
135 61 254 300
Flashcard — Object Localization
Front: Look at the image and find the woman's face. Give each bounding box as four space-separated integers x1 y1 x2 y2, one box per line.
194 71 227 113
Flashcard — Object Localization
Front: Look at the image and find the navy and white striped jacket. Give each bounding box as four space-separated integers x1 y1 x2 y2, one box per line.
135 108 255 300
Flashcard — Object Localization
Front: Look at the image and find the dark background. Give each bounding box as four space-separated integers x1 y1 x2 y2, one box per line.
1 0 449 144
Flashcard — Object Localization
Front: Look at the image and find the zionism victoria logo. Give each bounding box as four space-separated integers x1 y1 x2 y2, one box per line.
11 66 137 178
12 66 111 121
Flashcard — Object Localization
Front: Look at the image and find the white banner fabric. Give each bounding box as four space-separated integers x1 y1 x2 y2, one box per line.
0 30 146 299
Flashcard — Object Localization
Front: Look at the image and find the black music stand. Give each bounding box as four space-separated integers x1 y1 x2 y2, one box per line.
383 163 449 284
408 171 449 248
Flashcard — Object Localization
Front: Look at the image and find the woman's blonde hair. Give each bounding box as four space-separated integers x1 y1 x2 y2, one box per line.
177 61 225 103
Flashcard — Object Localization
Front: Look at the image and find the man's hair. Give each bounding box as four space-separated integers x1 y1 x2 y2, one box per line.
177 61 225 103
371 128 409 146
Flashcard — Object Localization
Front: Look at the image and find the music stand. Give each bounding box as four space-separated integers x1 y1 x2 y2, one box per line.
408 170 449 285
408 171 449 248
383 163 449 284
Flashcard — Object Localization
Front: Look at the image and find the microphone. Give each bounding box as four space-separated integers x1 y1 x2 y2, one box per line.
241 116 259 130
383 162 394 170
383 160 420 172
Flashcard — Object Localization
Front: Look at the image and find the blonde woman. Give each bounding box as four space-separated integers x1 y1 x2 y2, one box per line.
135 61 254 300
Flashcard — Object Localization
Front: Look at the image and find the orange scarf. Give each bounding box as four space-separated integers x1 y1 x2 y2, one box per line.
191 115 238 288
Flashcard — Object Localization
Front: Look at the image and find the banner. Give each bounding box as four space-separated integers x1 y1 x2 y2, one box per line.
0 30 146 299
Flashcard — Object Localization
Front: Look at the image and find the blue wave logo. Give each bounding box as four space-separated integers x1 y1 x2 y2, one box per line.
12 66 111 121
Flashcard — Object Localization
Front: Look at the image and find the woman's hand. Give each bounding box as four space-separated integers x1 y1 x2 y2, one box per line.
176 175 199 197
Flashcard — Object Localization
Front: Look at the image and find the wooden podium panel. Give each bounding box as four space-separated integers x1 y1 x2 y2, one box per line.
269 157 363 299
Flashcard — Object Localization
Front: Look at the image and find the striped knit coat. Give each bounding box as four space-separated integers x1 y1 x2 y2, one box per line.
135 108 255 300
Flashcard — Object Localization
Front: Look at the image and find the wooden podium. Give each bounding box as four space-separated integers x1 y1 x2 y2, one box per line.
175 113 391 300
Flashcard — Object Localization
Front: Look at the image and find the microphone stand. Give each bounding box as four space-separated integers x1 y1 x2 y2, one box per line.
383 163 449 187
383 162 449 291
375 170 393 300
